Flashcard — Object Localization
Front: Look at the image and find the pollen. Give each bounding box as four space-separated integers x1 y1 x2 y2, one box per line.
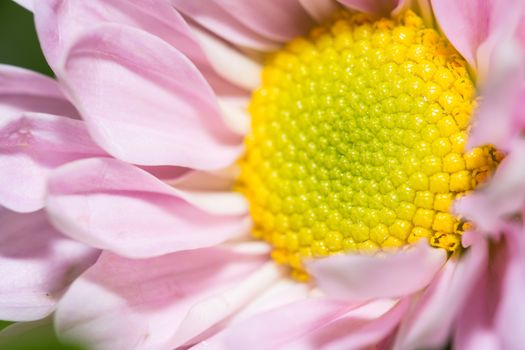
236 11 499 279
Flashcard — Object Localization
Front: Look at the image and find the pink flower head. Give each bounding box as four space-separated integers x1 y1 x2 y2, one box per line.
1 0 525 349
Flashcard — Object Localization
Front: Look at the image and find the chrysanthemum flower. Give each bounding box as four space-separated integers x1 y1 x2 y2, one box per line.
1 0 525 349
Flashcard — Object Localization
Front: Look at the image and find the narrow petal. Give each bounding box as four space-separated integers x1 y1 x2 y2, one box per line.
495 228 525 349
453 234 508 350
299 0 341 22
170 0 280 50
455 140 525 233
393 234 488 350
0 64 77 118
467 42 525 150
190 25 262 91
205 297 406 350
0 113 104 212
0 209 98 321
307 241 446 301
46 158 250 258
56 247 269 350
210 0 314 42
337 0 401 15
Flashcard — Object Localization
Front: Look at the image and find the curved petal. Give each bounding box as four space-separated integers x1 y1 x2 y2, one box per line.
431 0 524 71
46 158 250 258
455 140 525 233
33 0 253 97
0 64 77 118
453 234 508 350
210 0 314 42
170 0 280 50
299 0 341 22
59 24 241 168
307 241 446 301
393 235 488 350
467 43 525 150
0 209 98 321
203 298 407 350
0 112 104 212
337 0 401 15
495 228 525 349
55 246 269 350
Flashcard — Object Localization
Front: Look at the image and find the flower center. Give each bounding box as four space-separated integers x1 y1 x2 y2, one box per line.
237 11 498 280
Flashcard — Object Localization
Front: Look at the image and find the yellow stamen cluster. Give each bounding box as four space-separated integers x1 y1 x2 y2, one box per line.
237 11 498 280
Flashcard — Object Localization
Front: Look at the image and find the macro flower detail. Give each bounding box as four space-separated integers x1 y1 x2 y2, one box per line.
0 0 524 350
238 10 499 279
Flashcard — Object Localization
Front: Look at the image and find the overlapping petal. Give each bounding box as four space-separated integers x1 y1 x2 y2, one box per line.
0 209 98 321
307 241 446 301
0 112 104 212
55 246 270 350
0 65 77 118
46 158 250 258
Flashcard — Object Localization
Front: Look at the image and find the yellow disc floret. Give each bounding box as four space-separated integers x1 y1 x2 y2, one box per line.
237 11 498 279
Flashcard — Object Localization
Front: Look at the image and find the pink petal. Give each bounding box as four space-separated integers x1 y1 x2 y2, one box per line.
58 24 241 168
212 298 356 350
46 158 250 258
0 64 77 118
467 46 525 150
0 112 104 212
299 0 341 22
203 297 407 350
495 228 525 349
455 140 525 233
170 0 280 50
307 241 446 301
453 234 508 350
209 0 314 42
337 0 401 15
393 234 488 350
0 209 98 321
34 0 253 97
55 246 268 350
430 0 523 70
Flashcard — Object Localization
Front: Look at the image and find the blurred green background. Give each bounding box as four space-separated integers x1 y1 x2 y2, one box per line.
0 1 82 349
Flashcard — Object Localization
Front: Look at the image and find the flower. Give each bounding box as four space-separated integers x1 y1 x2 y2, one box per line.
1 0 525 349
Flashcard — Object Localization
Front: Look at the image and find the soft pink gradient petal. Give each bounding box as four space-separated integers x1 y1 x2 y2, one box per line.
307 241 446 301
33 0 244 96
304 299 409 350
431 0 524 70
0 64 77 118
299 0 341 22
453 234 507 350
0 209 98 321
203 298 408 350
55 247 269 350
338 0 401 15
393 234 488 350
59 24 241 168
34 0 204 72
467 43 525 150
210 0 314 42
0 112 105 212
170 0 280 50
495 228 525 349
46 158 250 258
455 140 525 233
